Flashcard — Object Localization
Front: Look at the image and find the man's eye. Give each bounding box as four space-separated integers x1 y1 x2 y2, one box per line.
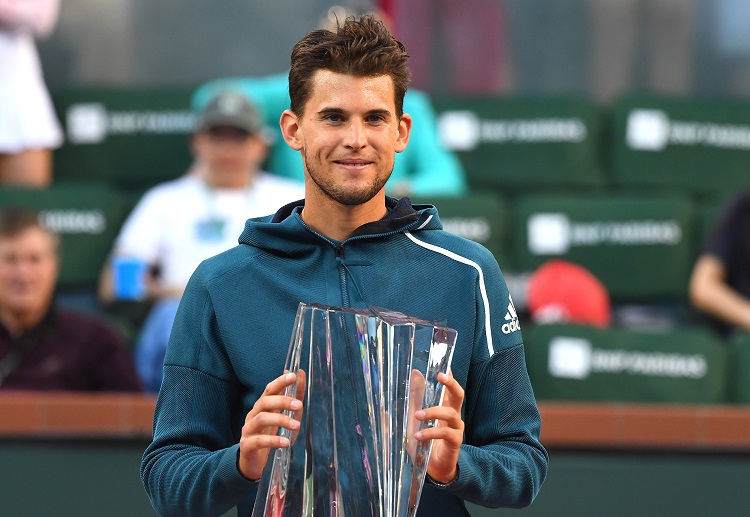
367 114 387 124
326 114 343 122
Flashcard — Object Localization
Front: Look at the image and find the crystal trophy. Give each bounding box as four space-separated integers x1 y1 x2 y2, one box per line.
251 302 457 517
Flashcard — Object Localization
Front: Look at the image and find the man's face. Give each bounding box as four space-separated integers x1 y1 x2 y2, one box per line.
291 70 411 206
0 227 58 318
192 126 268 186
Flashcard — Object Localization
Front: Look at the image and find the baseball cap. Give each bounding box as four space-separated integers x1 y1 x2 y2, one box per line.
195 91 264 134
526 259 611 327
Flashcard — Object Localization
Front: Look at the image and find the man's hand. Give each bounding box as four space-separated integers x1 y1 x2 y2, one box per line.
238 371 306 481
414 371 464 484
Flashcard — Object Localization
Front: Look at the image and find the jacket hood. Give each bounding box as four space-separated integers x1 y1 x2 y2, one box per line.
237 196 443 255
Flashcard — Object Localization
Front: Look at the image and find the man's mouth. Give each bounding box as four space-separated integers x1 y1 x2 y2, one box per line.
334 159 372 169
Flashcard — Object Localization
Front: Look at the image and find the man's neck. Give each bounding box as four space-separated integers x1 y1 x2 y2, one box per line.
301 192 388 242
0 308 45 338
197 166 254 190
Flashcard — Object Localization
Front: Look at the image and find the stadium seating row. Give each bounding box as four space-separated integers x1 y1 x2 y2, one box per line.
43 86 744 289
421 191 714 306
525 322 750 405
0 184 713 309
434 94 750 197
51 87 195 194
50 87 750 198
8 88 746 407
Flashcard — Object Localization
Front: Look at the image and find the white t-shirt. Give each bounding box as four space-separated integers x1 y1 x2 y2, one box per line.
115 171 304 292
0 0 63 151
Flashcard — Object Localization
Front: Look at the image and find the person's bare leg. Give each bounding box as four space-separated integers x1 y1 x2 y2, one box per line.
0 148 53 187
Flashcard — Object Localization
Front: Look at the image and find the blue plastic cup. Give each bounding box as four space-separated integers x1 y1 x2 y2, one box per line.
112 257 148 300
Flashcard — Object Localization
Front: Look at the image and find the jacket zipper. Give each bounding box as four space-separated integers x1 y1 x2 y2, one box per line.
299 215 429 309
335 245 350 308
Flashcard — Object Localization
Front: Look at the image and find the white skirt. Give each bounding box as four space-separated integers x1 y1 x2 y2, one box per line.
0 29 63 153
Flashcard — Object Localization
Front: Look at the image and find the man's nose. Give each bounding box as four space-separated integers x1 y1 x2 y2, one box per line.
343 119 367 149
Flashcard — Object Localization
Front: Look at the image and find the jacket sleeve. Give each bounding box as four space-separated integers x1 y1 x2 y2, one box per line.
440 255 548 508
140 266 256 517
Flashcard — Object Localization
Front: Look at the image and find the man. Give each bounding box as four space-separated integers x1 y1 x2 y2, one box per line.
190 7 468 199
0 207 140 391
690 190 750 337
99 91 304 391
141 15 547 516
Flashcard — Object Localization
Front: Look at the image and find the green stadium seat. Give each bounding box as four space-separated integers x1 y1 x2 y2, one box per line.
432 96 608 191
51 87 196 192
512 192 695 302
411 193 512 268
728 333 750 404
0 184 130 289
525 323 728 404
610 95 750 195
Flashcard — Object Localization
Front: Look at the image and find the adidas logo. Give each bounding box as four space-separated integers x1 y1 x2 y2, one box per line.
502 294 521 334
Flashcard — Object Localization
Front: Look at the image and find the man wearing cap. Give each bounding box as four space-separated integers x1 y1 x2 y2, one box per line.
99 91 305 392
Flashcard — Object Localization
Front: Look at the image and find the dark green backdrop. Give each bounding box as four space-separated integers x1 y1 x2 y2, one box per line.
2 440 748 516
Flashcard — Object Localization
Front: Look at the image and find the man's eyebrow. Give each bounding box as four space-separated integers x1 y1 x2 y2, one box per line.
316 107 393 118
317 107 345 116
366 108 392 118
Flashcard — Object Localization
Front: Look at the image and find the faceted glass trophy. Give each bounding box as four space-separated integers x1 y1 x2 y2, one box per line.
252 302 457 517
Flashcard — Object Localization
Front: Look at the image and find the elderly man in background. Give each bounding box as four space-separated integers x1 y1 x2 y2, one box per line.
0 207 141 391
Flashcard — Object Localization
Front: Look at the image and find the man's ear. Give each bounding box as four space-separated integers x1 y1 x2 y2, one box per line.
280 109 303 151
189 133 201 157
395 113 412 153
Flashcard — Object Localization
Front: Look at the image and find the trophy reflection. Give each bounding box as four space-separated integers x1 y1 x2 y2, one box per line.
252 302 457 517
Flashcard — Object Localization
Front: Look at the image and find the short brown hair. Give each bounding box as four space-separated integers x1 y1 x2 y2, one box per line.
0 207 59 252
288 14 411 118
0 207 44 237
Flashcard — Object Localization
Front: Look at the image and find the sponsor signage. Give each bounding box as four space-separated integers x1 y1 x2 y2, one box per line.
39 209 107 235
66 103 196 144
431 97 604 189
612 96 750 192
525 324 728 404
527 212 682 255
627 108 750 152
438 111 588 151
548 337 708 380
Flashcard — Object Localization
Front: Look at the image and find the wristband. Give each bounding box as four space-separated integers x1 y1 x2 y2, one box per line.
425 464 459 488
236 448 261 483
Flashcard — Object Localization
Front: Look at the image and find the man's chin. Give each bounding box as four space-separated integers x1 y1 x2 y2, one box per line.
330 184 387 206
7 296 47 313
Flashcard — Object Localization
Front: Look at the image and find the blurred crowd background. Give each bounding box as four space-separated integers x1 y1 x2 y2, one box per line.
3 0 750 403
38 0 750 101
3 1 750 516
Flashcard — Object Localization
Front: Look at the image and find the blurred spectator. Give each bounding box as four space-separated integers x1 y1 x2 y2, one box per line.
191 5 468 199
390 0 508 94
0 0 63 187
0 207 140 391
99 91 304 392
527 259 611 327
690 190 750 338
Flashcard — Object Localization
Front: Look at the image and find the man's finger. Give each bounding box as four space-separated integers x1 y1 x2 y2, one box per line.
262 371 298 397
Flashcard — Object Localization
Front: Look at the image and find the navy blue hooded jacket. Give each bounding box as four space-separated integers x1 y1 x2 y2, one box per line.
141 197 548 516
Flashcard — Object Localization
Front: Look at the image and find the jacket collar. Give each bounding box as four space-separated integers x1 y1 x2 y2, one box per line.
239 196 441 252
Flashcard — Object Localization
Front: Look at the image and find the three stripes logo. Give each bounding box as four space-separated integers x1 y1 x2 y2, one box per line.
501 294 521 334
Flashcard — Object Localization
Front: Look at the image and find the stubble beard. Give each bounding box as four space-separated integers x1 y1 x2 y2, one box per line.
303 151 392 206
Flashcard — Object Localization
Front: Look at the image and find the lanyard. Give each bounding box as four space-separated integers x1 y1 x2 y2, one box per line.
200 174 256 219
